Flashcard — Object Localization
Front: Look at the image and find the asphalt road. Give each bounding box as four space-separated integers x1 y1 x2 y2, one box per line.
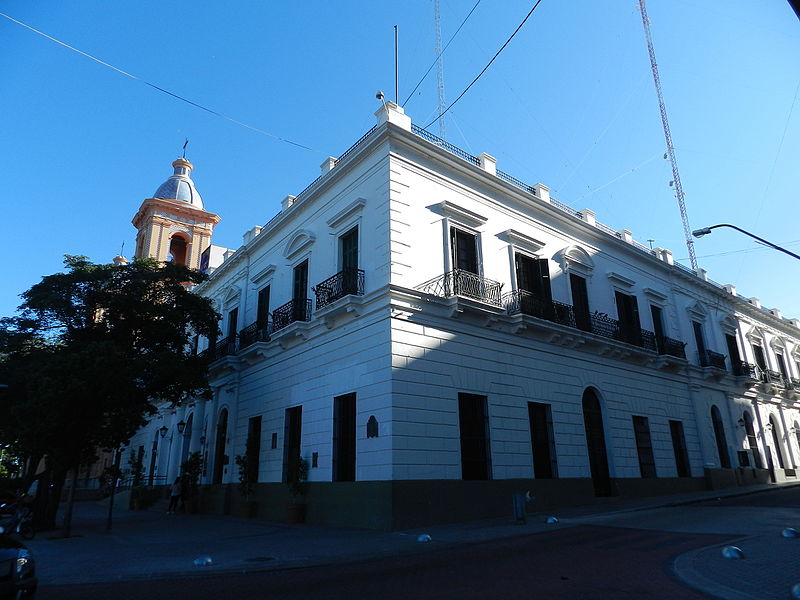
40 524 731 600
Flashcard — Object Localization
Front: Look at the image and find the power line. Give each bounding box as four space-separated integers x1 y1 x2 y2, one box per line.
0 12 321 153
402 0 481 108
423 0 544 130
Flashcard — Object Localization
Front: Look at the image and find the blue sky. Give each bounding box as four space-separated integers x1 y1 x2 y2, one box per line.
1 1 798 320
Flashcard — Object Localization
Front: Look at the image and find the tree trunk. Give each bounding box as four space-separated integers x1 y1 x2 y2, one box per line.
62 467 79 538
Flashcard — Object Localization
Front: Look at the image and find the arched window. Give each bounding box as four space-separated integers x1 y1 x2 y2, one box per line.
168 234 189 266
582 388 612 496
710 406 730 468
212 408 228 484
770 415 786 469
743 411 762 469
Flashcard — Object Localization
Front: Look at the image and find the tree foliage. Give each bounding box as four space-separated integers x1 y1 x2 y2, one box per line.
0 256 219 473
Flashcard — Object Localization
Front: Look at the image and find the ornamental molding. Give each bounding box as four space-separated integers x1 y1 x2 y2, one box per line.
434 200 488 228
283 229 316 260
498 229 546 254
607 272 635 289
327 198 366 228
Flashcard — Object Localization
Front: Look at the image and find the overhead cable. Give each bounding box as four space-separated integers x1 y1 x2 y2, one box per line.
0 12 321 153
423 0 544 129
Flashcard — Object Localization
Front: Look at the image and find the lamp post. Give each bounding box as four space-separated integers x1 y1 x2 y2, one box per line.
692 224 800 261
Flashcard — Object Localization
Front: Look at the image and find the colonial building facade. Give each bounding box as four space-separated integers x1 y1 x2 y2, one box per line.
126 103 800 529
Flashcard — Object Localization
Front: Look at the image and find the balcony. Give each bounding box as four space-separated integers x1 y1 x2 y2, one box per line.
656 336 687 359
503 290 661 354
417 269 503 307
313 268 365 310
699 349 727 370
792 378 800 391
238 320 273 348
732 361 757 378
200 336 237 362
761 369 785 386
272 298 312 332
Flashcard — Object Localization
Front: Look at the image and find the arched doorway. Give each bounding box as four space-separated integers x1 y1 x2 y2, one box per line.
770 415 786 469
180 413 194 468
711 405 730 468
582 389 612 496
167 234 189 265
212 408 228 484
743 411 763 469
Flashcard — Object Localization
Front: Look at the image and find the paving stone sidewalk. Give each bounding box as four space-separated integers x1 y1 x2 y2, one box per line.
24 481 800 598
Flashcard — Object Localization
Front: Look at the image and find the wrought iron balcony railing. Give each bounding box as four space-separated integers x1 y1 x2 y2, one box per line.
313 268 365 310
760 369 786 386
199 336 237 361
732 361 757 378
417 269 503 307
272 298 312 332
502 290 576 328
791 378 800 390
699 349 727 370
656 336 687 359
238 320 273 348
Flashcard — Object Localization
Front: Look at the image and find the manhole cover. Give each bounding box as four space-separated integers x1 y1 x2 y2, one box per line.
244 557 275 563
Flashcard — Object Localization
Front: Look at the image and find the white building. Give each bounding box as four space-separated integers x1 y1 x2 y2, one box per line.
126 103 800 529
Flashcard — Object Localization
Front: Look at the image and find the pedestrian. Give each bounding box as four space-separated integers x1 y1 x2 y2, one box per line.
167 476 182 514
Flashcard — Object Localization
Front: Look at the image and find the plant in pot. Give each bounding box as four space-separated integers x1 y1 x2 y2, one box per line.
180 451 203 514
234 436 259 518
128 452 145 510
286 453 308 524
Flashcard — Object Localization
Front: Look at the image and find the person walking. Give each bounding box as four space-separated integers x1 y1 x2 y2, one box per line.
167 477 182 514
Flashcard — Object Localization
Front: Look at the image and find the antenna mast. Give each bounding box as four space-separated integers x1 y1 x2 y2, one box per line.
434 0 447 139
638 0 697 270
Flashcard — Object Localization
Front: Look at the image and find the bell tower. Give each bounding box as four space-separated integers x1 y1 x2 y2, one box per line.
132 157 220 271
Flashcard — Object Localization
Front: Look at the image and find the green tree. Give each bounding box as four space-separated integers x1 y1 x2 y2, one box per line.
0 256 219 536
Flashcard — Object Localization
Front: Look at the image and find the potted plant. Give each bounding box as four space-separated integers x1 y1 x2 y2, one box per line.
128 453 145 510
234 437 259 518
286 453 308 524
180 451 203 514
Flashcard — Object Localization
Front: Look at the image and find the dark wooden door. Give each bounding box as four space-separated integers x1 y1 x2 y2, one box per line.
582 389 612 496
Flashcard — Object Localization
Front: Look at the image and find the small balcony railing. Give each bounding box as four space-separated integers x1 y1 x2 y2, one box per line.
417 269 503 307
759 369 785 386
502 290 576 327
199 336 237 361
272 298 312 332
313 268 365 310
699 349 727 370
238 320 273 348
732 361 757 378
791 378 800 390
656 336 687 359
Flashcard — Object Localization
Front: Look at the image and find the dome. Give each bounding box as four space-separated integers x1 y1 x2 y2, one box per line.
153 157 204 209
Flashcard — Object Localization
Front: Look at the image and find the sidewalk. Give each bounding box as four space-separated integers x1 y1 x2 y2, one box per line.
25 481 800 598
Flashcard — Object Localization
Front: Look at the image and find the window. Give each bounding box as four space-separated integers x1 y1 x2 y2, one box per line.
528 402 557 479
515 253 552 317
168 235 188 265
458 393 491 480
752 345 767 370
257 286 270 326
692 321 707 364
339 227 360 295
450 227 479 274
776 353 788 379
246 416 262 484
293 261 308 301
651 305 665 340
282 406 303 483
725 334 742 373
669 420 690 477
616 291 642 346
570 273 591 332
632 416 656 478
227 308 238 340
333 393 356 482
711 406 730 468
770 415 786 469
743 411 763 469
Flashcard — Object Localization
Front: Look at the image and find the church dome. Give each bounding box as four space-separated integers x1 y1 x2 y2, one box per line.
153 157 204 209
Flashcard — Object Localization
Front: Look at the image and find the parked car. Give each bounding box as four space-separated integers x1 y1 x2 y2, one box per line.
0 536 37 599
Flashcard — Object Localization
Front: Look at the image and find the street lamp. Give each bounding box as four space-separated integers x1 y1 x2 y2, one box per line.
177 420 186 435
159 426 169 438
692 224 800 261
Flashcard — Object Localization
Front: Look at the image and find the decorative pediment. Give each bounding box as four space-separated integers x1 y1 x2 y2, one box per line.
687 301 708 321
769 336 787 353
719 314 739 334
498 229 546 254
283 229 316 260
327 198 366 228
250 263 276 285
432 200 488 228
557 245 594 275
745 325 766 343
643 288 668 303
607 272 635 289
222 285 241 308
